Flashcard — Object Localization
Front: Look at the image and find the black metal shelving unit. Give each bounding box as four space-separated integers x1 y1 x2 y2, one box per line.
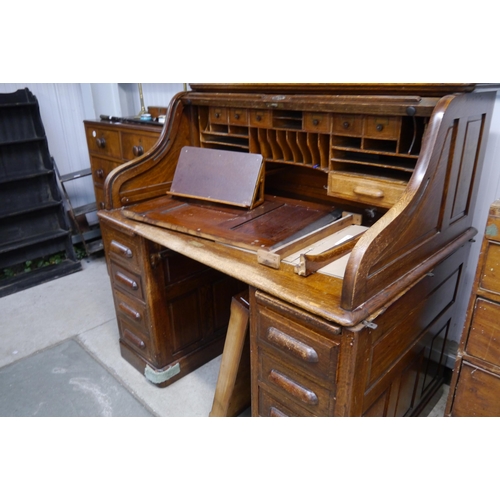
0 88 81 297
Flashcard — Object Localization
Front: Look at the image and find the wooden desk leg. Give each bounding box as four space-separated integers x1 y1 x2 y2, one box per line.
209 291 250 417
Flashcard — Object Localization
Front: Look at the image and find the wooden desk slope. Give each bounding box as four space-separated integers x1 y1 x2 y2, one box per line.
98 84 498 416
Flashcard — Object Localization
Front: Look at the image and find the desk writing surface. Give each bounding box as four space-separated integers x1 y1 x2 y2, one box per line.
122 194 338 252
99 209 362 326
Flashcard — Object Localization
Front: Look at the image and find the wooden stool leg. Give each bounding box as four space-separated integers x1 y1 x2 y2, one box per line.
210 292 250 417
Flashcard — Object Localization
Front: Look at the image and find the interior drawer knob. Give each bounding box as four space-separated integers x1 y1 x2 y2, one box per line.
342 121 350 129
376 123 384 131
96 137 106 148
95 169 104 179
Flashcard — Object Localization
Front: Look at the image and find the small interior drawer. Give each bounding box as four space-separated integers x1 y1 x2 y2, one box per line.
303 112 331 133
228 108 248 126
332 114 363 136
209 107 228 124
363 116 401 140
328 171 406 209
249 110 272 128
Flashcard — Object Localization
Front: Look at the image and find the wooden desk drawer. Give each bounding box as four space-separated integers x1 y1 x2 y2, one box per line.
104 226 143 272
466 298 500 365
256 306 339 387
257 386 316 417
258 350 333 416
228 108 248 126
332 114 363 136
328 171 406 209
121 132 159 161
118 317 151 358
110 262 144 301
451 361 500 416
86 127 121 158
115 289 149 330
303 112 331 133
479 241 500 295
364 116 401 140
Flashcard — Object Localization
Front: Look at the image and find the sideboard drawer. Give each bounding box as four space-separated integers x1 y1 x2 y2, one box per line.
121 132 159 161
86 127 121 158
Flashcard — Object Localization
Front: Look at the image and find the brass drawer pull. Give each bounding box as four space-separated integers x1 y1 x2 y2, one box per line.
115 271 138 290
267 327 318 363
118 301 141 321
268 369 318 405
123 328 145 349
110 240 133 259
353 186 384 198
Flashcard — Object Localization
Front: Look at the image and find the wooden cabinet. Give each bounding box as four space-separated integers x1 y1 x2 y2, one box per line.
446 200 500 416
83 119 162 210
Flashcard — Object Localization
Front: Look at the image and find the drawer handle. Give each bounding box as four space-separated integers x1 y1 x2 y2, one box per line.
215 112 220 118
95 168 104 179
267 327 318 363
376 123 384 132
115 271 138 290
110 240 133 259
342 121 350 129
256 115 262 122
96 137 106 148
234 113 240 119
132 145 144 157
268 369 318 405
123 328 145 349
118 301 141 321
313 119 319 126
353 186 384 198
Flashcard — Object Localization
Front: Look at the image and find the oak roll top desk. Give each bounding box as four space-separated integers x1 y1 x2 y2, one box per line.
96 83 498 417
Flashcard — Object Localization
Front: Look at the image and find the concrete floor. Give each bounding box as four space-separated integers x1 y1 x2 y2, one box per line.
0 254 449 417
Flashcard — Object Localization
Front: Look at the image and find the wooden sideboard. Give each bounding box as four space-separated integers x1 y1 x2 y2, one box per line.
95 84 498 416
84 118 162 209
446 200 500 416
